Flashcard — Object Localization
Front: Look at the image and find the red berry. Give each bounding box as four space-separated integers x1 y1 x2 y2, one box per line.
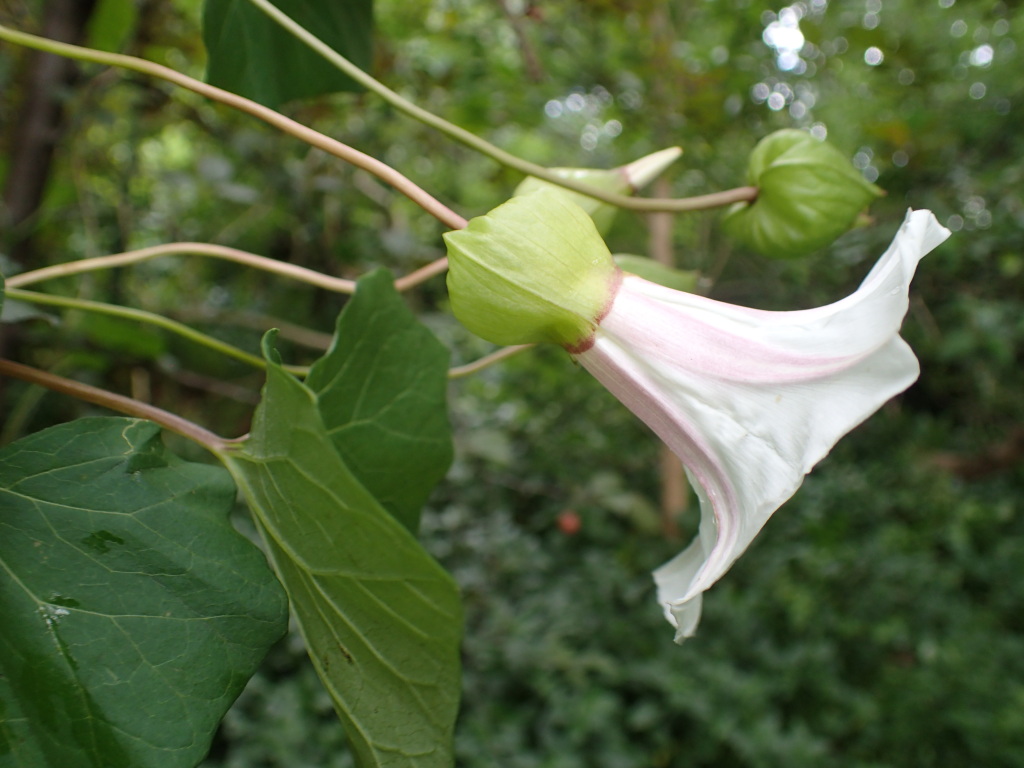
557 510 582 535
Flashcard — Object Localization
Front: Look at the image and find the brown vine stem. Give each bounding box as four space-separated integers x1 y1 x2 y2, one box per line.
5 242 357 293
5 240 450 297
0 359 228 451
0 24 468 231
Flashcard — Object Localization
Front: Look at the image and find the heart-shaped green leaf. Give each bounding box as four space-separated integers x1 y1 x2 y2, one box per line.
218 333 462 768
0 418 288 768
305 269 452 533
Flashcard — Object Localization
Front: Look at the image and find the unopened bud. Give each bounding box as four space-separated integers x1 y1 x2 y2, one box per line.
723 129 883 259
514 147 682 234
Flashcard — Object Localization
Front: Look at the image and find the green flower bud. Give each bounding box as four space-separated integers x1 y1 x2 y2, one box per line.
514 147 682 235
444 187 620 349
723 129 884 259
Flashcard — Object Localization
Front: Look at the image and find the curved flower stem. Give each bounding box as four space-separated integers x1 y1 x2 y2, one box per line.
6 288 310 377
6 242 357 292
0 24 468 231
0 359 229 451
249 0 758 214
448 344 533 379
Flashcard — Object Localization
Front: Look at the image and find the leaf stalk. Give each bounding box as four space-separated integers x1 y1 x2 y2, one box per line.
0 359 229 451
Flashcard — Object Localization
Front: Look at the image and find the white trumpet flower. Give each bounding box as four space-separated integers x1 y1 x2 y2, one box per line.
575 209 950 639
445 188 950 641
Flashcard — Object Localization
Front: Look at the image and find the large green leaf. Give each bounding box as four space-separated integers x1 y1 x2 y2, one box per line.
0 418 288 768
218 334 462 768
306 269 452 533
202 0 373 108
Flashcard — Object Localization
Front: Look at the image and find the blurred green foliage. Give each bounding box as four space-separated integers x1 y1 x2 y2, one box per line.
2 0 1022 765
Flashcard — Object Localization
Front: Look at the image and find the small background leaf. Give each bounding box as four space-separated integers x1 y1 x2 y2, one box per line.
85 0 139 53
76 312 168 359
613 254 699 293
305 269 453 532
202 0 373 108
0 418 288 768
0 296 58 325
219 334 462 768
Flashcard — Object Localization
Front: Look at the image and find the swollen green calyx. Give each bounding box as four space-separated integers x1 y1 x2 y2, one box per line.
444 187 620 348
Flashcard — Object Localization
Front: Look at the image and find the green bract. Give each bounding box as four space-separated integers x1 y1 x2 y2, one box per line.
723 129 883 259
444 187 619 348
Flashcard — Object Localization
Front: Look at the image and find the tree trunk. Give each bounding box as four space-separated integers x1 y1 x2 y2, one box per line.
2 0 98 266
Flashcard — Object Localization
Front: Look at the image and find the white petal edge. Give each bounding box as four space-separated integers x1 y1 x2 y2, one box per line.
575 209 951 641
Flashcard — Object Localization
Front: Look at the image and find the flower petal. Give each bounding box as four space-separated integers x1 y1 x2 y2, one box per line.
575 209 950 641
